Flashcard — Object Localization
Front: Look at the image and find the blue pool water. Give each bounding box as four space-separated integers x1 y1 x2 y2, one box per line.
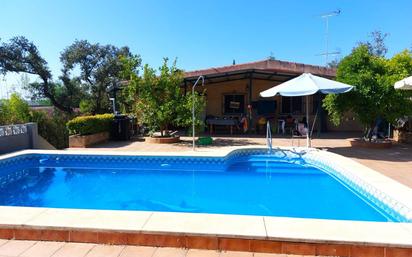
0 152 402 222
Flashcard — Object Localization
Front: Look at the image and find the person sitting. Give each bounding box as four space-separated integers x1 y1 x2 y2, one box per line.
284 115 295 134
286 115 294 124
296 117 308 136
239 114 249 133
256 116 267 134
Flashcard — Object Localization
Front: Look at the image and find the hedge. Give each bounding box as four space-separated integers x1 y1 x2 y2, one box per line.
67 114 114 136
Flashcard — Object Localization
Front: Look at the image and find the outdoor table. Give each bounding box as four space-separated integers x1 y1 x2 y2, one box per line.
206 118 238 135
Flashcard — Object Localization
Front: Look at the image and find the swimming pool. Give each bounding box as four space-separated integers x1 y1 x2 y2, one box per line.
0 149 410 222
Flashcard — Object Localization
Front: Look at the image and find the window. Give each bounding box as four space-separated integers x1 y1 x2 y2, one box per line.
281 96 303 114
223 94 245 114
281 97 291 113
256 100 276 115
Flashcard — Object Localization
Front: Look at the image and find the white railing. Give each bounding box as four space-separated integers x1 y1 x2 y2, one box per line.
0 124 28 137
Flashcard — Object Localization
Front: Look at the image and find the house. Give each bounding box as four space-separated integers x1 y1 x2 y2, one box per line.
183 58 361 134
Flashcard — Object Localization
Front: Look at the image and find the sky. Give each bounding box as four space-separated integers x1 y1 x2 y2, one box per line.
1 0 411 98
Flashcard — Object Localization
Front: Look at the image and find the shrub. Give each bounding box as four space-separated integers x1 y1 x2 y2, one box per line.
0 94 70 149
66 114 114 135
31 110 70 149
0 93 31 125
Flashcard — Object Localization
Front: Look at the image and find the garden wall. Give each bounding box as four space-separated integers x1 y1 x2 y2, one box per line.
0 123 39 154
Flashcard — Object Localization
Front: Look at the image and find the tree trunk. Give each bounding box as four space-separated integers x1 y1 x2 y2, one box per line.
42 81 73 114
367 121 376 142
164 124 169 136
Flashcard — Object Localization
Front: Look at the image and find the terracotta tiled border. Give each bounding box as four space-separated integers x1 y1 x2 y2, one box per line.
0 227 411 257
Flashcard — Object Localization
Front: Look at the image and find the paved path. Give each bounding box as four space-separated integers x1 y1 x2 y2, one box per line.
79 133 412 188
0 240 318 257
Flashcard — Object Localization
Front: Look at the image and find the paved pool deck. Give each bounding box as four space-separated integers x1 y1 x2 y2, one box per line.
79 132 412 188
0 240 313 257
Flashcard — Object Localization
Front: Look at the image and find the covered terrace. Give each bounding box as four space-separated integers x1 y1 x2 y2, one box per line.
182 59 354 135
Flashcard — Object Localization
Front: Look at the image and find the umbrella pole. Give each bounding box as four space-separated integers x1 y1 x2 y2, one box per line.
306 95 310 148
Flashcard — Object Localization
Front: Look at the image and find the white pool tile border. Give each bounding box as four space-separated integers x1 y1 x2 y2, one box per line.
303 149 412 222
0 147 412 247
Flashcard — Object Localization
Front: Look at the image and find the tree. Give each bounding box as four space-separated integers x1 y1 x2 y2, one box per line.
0 37 80 113
366 30 389 57
174 90 206 135
0 93 31 125
118 55 142 113
327 58 340 69
323 44 412 141
125 58 205 136
60 40 140 114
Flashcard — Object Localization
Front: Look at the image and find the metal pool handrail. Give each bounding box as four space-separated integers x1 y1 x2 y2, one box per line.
192 75 204 151
266 121 272 153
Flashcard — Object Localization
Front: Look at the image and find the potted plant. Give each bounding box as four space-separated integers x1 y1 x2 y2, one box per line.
393 117 412 143
121 58 205 144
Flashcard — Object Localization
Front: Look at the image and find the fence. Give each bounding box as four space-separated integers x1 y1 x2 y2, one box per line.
0 123 39 154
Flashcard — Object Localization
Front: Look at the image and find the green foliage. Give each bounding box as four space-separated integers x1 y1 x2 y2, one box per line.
124 58 205 136
0 94 70 149
0 37 140 115
118 55 141 113
61 40 141 114
175 90 206 135
0 37 79 113
0 93 31 125
366 31 389 57
79 99 94 115
323 44 412 139
66 114 114 135
136 59 182 136
31 110 69 149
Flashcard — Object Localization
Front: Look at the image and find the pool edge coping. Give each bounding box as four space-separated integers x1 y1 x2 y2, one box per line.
0 147 412 251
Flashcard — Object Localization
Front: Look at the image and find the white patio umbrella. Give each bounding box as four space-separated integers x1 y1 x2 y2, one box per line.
394 76 412 90
260 73 353 147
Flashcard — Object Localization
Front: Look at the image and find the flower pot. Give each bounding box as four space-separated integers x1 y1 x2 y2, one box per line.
393 130 412 143
145 136 180 144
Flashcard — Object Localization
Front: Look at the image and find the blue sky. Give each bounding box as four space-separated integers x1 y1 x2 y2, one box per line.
0 0 411 96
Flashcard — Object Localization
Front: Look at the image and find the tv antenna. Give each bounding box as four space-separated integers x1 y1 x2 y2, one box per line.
318 9 341 65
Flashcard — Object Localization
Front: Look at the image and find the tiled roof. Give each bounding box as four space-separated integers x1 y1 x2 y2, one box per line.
184 59 336 79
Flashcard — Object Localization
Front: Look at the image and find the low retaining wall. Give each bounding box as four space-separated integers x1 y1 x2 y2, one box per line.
69 132 110 148
0 123 38 154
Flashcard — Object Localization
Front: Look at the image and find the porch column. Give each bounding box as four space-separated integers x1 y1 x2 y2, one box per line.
248 73 253 131
306 95 310 147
